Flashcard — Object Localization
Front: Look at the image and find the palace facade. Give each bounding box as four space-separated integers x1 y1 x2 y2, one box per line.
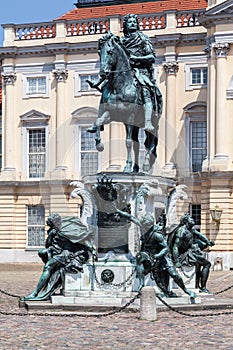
0 0 233 268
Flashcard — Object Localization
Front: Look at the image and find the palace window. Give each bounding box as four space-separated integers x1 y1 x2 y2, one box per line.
22 74 49 98
185 103 207 173
190 204 201 230
80 126 99 177
185 64 208 90
74 70 100 96
191 67 207 85
28 128 46 178
80 74 99 91
190 120 207 172
27 205 45 247
20 110 50 179
72 107 100 177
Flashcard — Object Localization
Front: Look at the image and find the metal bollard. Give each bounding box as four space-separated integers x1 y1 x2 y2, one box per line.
140 286 157 321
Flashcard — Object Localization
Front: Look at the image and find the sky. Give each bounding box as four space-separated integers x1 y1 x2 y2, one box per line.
0 0 76 45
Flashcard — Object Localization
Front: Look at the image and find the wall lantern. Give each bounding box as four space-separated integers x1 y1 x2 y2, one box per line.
210 205 223 225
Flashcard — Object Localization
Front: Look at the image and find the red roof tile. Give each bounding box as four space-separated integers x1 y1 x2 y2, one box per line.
57 0 208 20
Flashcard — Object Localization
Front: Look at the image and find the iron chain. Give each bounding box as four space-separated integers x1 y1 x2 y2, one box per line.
0 288 21 299
214 283 233 295
92 263 136 288
156 293 233 317
0 292 141 318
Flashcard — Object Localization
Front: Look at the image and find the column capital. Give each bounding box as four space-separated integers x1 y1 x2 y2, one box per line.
203 45 211 59
162 61 179 75
53 69 68 82
2 72 16 85
213 42 230 58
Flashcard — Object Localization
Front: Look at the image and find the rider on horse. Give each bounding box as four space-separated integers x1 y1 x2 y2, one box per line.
87 13 162 134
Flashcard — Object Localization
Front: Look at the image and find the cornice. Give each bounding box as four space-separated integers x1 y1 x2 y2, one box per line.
0 32 206 61
199 1 233 28
0 41 98 59
152 32 206 48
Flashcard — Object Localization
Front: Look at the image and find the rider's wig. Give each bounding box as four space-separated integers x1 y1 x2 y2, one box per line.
123 13 140 35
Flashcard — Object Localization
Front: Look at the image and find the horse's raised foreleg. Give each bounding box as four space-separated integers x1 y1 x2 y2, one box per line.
132 126 140 173
123 124 133 173
96 110 110 127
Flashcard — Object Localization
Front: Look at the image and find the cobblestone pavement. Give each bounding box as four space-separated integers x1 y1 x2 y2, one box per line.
0 264 233 350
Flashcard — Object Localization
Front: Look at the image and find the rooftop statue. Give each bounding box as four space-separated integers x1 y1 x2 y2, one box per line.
87 13 162 173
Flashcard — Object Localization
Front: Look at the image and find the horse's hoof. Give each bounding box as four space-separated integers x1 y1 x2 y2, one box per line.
96 142 104 152
143 126 154 133
87 126 97 133
132 164 139 173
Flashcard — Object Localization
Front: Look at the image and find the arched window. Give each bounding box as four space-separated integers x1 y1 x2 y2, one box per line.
184 103 207 172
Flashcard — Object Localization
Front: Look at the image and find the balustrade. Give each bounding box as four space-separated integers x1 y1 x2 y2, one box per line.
176 11 203 27
66 19 109 36
15 23 56 40
11 12 170 42
138 14 166 30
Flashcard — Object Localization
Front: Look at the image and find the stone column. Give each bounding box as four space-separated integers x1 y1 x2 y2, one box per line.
53 68 68 174
2 71 16 174
162 61 179 177
211 42 230 170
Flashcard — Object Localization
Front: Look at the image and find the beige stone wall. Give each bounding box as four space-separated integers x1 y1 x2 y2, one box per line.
1 7 233 265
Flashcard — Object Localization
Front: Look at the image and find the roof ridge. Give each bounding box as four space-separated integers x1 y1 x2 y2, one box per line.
56 0 208 21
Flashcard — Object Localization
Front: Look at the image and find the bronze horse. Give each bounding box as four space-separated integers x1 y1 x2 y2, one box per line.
88 32 162 173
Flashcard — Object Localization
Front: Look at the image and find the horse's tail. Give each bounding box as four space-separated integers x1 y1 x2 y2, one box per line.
154 84 163 117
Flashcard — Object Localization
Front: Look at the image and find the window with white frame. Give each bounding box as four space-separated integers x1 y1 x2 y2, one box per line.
28 128 46 178
22 74 49 98
74 71 100 96
20 110 50 179
80 74 99 91
185 64 208 90
27 205 45 247
80 126 99 177
190 204 201 230
191 67 207 85
190 120 207 172
185 104 207 173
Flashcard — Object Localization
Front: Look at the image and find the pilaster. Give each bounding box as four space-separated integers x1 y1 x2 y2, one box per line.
1 71 17 179
53 66 68 178
162 60 179 178
209 42 230 171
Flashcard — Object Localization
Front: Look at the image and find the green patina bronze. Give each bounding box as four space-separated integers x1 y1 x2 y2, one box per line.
21 213 96 301
168 213 215 293
87 14 162 173
115 208 196 299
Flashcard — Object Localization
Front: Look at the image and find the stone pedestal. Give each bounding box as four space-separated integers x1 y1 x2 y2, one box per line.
83 172 175 257
170 265 197 291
